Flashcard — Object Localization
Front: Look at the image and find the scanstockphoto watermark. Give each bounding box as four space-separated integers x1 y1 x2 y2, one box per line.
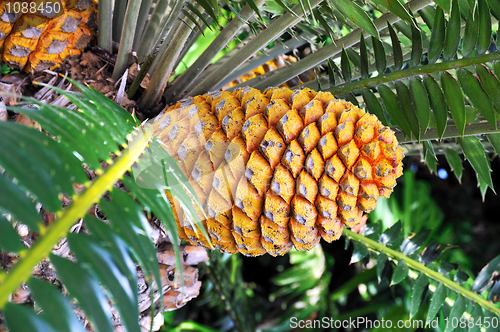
289 316 439 329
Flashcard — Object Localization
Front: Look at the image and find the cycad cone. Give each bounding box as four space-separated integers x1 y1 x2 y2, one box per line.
0 0 97 72
153 87 404 256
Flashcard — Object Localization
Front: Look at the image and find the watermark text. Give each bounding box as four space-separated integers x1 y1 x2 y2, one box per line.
290 316 499 330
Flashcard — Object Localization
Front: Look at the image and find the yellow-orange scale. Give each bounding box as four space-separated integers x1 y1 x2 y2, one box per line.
0 0 96 72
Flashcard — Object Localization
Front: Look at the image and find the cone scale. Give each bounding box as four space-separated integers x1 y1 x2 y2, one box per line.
153 87 404 256
0 0 97 72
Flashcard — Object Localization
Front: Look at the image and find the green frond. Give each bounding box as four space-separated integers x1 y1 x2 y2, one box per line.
344 226 500 320
0 82 195 331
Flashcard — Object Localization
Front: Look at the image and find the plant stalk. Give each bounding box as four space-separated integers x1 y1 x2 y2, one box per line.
330 52 500 95
187 0 324 96
112 0 144 81
139 0 187 63
0 126 153 309
98 0 113 52
133 0 154 52
132 0 153 50
188 40 246 86
217 32 313 91
173 20 207 72
343 228 500 316
136 0 172 62
163 0 266 103
396 120 500 143
299 49 413 91
128 55 154 99
147 1 189 74
112 0 128 42
139 14 196 109
402 141 496 156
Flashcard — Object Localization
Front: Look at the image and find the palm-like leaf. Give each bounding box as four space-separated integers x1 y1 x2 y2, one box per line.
0 81 197 331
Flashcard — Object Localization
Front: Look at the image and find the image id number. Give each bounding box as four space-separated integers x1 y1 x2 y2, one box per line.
444 316 499 329
5 2 61 14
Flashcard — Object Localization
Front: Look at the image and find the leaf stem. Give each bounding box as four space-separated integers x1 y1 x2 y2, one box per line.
330 52 500 95
298 51 413 91
97 0 113 52
396 120 500 143
136 0 174 62
133 0 154 52
112 0 128 42
343 228 500 316
402 140 496 156
222 33 313 91
0 126 152 309
139 12 196 109
112 0 143 81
